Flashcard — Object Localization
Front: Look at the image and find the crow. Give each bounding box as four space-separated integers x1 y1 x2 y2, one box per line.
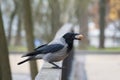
18 32 84 68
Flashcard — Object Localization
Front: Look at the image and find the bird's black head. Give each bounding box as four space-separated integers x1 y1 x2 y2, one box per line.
63 32 83 43
63 32 84 52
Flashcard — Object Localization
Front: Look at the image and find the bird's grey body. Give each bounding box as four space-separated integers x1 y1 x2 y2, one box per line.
43 44 68 62
35 38 68 62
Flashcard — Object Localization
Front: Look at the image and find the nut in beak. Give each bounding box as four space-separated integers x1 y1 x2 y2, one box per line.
75 34 84 40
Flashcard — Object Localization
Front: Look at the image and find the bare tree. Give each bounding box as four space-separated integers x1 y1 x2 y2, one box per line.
99 0 106 48
14 16 21 46
0 7 12 80
60 0 74 23
75 0 89 49
48 0 61 41
22 0 38 80
7 0 18 45
14 0 23 46
0 65 2 80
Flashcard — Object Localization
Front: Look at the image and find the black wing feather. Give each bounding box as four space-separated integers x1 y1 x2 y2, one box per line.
41 44 64 53
22 44 64 57
34 44 47 51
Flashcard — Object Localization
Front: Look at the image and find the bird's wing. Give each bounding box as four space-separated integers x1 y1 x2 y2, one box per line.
22 44 64 57
41 44 64 53
34 44 47 51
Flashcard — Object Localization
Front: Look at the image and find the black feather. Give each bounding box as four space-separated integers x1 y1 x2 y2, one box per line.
18 57 34 65
34 44 47 51
22 44 64 57
41 44 64 53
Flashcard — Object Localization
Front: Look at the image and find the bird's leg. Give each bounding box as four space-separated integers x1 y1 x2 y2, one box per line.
49 62 62 69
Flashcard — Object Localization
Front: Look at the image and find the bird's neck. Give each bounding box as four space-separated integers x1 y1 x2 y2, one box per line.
65 40 73 53
60 37 73 53
67 43 73 53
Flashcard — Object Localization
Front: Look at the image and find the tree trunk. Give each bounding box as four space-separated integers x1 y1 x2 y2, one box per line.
48 0 61 41
14 0 23 46
0 7 12 80
22 0 38 80
0 65 2 80
99 0 106 48
75 0 89 49
79 11 89 49
7 0 17 45
14 16 21 46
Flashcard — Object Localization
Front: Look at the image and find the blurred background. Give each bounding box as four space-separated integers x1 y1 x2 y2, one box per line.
0 0 120 80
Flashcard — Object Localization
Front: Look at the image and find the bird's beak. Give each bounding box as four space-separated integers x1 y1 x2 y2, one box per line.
75 34 84 40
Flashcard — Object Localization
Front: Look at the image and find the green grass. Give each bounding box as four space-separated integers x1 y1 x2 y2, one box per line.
88 46 120 51
9 45 120 52
9 45 27 52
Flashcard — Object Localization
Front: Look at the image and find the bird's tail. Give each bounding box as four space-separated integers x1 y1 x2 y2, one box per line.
17 57 33 65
